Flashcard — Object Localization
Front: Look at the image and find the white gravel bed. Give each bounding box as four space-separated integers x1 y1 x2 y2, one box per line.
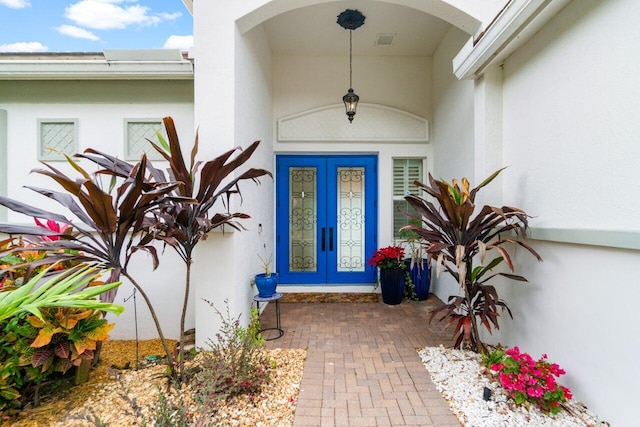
418 346 609 427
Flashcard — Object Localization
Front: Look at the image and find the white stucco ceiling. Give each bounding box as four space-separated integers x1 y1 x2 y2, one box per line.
262 1 453 56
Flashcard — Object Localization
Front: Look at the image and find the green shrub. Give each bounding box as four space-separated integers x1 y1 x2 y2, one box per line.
143 387 190 427
0 314 44 412
192 300 271 410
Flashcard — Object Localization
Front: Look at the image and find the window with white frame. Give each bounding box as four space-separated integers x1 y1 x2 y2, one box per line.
38 119 78 161
124 119 165 161
393 158 424 238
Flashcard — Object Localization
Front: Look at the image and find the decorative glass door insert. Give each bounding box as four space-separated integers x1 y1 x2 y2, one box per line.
289 167 317 272
336 167 365 273
276 155 377 284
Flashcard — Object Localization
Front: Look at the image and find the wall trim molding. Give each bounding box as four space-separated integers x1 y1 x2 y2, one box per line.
277 103 429 143
529 227 640 251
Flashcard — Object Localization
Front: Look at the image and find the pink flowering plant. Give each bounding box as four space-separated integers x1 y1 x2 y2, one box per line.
490 347 573 415
368 246 405 270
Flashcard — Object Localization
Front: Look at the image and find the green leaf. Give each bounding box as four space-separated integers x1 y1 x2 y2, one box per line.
473 257 504 282
153 128 170 153
0 387 21 400
0 265 123 322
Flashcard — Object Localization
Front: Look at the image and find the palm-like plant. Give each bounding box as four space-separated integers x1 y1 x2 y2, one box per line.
0 152 182 368
143 116 272 381
402 168 542 353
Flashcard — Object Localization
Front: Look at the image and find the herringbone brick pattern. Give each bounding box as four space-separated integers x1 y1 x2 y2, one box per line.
262 298 461 426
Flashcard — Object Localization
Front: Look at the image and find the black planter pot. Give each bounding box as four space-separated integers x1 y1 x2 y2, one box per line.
405 259 431 301
380 268 405 305
255 273 278 297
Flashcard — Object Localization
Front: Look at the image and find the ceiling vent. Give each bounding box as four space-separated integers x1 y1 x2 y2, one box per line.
375 33 395 46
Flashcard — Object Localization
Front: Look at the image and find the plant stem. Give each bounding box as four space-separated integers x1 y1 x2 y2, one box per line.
122 271 176 377
463 262 485 354
178 258 192 382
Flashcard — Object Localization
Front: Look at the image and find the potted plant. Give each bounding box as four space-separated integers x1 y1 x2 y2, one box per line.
368 246 406 305
254 253 278 297
398 223 431 301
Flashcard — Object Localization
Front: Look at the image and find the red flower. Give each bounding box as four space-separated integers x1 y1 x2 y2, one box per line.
368 246 405 270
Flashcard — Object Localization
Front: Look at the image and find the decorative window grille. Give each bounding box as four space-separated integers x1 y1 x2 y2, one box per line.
125 119 165 161
392 158 424 238
37 119 78 161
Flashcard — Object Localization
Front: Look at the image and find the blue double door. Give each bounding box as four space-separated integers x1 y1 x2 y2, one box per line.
276 155 378 285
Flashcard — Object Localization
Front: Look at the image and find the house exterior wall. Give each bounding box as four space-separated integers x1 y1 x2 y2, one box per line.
0 79 195 340
430 27 475 299
485 0 639 424
192 2 275 346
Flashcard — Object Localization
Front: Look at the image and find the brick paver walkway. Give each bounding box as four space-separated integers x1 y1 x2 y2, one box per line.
262 298 461 426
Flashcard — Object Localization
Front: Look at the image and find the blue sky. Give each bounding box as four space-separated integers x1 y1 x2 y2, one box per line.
0 0 193 52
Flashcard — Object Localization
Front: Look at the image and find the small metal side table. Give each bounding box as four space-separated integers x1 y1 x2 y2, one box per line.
253 292 284 340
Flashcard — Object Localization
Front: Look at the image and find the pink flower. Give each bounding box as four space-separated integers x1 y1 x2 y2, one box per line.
34 217 70 241
491 363 504 372
493 347 572 414
526 386 543 398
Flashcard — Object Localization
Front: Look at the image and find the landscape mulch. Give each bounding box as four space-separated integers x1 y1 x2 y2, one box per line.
3 339 306 427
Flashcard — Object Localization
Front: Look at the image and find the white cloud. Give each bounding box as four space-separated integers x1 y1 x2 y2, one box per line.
163 35 192 50
0 0 30 9
158 12 181 21
0 41 48 52
56 25 100 41
65 0 181 30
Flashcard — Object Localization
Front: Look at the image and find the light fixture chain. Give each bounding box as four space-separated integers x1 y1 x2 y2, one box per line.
338 9 364 123
349 29 353 88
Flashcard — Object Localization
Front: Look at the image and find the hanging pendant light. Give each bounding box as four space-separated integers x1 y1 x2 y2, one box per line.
337 9 365 123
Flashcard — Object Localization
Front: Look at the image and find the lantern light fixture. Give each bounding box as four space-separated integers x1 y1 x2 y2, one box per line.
337 9 365 123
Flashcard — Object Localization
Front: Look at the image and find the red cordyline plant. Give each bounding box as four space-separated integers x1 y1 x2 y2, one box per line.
368 246 405 270
142 116 272 382
402 168 542 353
490 347 573 414
0 150 183 371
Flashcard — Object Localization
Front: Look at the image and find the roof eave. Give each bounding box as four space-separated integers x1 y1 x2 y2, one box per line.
182 0 193 15
0 61 194 80
453 0 572 80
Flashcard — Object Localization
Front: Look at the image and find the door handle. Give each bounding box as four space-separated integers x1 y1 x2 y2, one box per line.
329 227 334 251
321 227 326 251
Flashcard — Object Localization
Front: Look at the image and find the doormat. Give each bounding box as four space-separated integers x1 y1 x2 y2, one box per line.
279 293 380 303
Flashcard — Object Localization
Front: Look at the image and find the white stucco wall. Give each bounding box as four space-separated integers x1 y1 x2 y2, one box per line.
432 27 475 180
193 3 275 346
502 0 640 230
0 109 6 222
0 80 193 223
431 27 475 299
487 0 640 424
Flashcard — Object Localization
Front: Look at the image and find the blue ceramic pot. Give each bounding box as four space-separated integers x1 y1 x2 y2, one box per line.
405 259 431 301
255 273 278 297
